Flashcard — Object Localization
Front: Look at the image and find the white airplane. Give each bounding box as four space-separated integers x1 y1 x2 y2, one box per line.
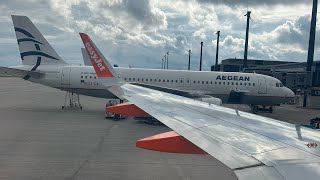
80 32 320 180
0 15 294 112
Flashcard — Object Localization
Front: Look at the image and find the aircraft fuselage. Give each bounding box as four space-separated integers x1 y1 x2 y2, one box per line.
11 65 295 106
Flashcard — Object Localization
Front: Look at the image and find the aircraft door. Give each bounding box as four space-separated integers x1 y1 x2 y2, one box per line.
258 77 267 94
185 78 191 87
179 78 184 87
61 67 71 87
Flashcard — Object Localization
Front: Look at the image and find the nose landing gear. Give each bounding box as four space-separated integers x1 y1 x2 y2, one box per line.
61 91 82 110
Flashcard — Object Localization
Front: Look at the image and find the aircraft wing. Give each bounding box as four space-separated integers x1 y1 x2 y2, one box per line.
79 32 320 180
0 66 44 78
121 83 320 180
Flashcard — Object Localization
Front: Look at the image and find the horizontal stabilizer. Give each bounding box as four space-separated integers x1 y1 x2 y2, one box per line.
0 66 43 78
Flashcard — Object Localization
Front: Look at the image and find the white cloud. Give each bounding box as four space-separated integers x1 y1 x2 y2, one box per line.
0 0 318 70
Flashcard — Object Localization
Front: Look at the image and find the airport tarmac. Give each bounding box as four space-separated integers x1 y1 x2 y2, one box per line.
0 77 236 180
0 77 319 180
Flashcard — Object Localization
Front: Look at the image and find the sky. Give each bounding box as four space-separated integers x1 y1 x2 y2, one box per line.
0 0 319 70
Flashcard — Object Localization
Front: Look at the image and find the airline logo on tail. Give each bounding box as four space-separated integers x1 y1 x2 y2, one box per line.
85 42 106 72
80 33 114 77
14 27 59 61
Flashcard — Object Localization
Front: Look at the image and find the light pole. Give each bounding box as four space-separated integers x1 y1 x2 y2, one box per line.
162 58 164 69
164 55 167 69
200 42 204 71
304 0 318 107
215 31 220 71
166 52 169 69
243 11 251 71
188 50 191 70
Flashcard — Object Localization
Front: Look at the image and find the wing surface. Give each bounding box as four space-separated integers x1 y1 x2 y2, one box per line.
121 84 320 180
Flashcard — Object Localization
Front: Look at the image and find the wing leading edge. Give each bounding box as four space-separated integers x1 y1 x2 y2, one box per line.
79 32 320 180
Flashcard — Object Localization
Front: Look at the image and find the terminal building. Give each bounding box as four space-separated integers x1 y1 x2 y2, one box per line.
211 58 297 73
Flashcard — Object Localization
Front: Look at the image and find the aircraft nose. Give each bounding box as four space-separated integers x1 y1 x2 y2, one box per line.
285 88 295 99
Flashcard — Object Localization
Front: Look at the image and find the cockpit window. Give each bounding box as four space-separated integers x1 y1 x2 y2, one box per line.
276 83 284 87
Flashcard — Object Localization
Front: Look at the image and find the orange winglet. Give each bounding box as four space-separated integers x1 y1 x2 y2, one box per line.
106 103 151 117
136 131 207 154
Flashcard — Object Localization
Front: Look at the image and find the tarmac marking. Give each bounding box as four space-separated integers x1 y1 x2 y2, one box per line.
68 124 118 180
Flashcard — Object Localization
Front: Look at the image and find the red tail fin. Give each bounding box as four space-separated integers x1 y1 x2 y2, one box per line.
79 33 113 77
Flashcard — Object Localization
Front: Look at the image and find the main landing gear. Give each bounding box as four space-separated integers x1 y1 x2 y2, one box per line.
62 91 82 110
249 105 273 114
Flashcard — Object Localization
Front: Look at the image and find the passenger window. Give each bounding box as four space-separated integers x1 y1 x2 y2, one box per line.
194 81 196 84
240 83 242 85
236 82 238 85
223 82 225 85
244 83 246 86
227 82 230 85
210 81 213 84
154 79 157 82
198 81 200 84
129 78 131 81
253 83 255 86
187 80 189 83
150 79 152 82
167 80 169 82
232 82 234 85
163 79 166 82
124 78 127 81
146 79 148 81
141 78 144 81
81 76 83 79
206 81 208 84
137 78 140 81
202 81 204 84
180 80 183 83
171 80 174 83
176 80 178 83
85 76 87 79
94 76 96 79
248 83 251 86
219 82 221 85
215 82 217 84
159 79 161 82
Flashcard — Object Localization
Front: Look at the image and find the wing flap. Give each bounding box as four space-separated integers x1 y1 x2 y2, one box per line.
235 166 285 180
235 163 320 180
